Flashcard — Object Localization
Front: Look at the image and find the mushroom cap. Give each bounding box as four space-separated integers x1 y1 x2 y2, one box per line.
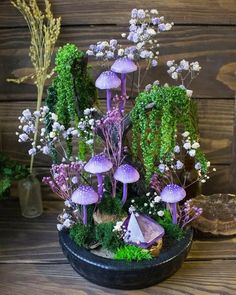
160 184 186 203
95 71 121 90
114 164 140 184
111 57 137 74
84 154 113 174
71 185 99 205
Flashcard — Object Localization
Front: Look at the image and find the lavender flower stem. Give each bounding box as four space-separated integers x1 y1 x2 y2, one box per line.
122 183 128 205
106 89 112 112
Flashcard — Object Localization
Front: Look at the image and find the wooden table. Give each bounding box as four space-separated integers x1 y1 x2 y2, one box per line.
0 200 236 295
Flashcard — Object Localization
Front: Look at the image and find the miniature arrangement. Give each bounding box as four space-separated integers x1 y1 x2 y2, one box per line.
14 4 216 278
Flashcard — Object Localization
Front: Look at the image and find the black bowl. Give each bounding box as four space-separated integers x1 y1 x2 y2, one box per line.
58 228 193 290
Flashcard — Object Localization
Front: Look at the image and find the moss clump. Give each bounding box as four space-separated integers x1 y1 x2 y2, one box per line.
156 210 185 240
95 222 124 252
114 245 152 262
69 223 94 248
98 191 125 217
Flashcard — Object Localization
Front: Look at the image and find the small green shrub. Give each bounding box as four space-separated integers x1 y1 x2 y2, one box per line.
0 153 29 199
95 222 124 252
69 223 94 248
98 191 124 217
156 209 185 240
114 245 152 262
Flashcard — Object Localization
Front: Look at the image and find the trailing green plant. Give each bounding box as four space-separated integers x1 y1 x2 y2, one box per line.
0 153 29 199
95 222 124 252
44 86 59 163
131 85 208 181
53 43 97 158
69 223 95 248
114 244 152 261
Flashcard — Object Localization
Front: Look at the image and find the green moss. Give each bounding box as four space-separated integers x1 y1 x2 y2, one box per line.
156 209 185 240
69 223 94 248
131 85 208 182
95 222 124 252
114 245 152 261
98 192 124 217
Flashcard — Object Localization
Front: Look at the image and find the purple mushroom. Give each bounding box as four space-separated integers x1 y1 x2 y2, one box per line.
84 154 113 200
114 164 140 205
71 185 99 225
111 58 137 112
160 184 186 224
95 71 121 112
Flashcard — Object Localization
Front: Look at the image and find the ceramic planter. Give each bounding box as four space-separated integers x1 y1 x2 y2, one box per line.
58 228 193 289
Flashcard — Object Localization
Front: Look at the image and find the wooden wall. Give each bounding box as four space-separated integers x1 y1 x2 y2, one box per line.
0 0 236 197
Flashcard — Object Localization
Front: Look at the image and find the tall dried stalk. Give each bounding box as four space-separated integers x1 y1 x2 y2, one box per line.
7 0 61 173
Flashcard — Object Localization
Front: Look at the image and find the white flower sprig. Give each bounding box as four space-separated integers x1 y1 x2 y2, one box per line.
166 59 201 96
16 107 97 161
155 131 215 188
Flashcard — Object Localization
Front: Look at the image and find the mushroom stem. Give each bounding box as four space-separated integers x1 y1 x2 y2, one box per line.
96 173 103 200
120 73 127 112
112 179 117 198
106 89 112 112
122 183 128 205
170 203 178 224
83 205 87 225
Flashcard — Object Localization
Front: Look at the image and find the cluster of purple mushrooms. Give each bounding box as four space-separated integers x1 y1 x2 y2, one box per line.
67 56 192 248
71 154 140 225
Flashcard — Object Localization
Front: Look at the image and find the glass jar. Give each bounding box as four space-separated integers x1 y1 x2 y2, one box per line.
18 174 43 218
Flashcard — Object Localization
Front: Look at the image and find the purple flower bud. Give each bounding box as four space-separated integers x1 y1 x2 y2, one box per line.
28 148 36 155
152 17 161 25
176 160 184 170
151 59 158 67
106 51 114 59
110 39 117 47
137 9 145 19
195 162 201 170
158 163 165 173
158 23 166 32
19 133 29 142
145 84 152 91
129 24 137 32
131 8 138 18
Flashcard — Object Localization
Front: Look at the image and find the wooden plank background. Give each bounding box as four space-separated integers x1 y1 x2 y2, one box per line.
0 0 236 197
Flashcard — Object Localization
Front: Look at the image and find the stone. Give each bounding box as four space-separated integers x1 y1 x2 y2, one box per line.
123 212 164 248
